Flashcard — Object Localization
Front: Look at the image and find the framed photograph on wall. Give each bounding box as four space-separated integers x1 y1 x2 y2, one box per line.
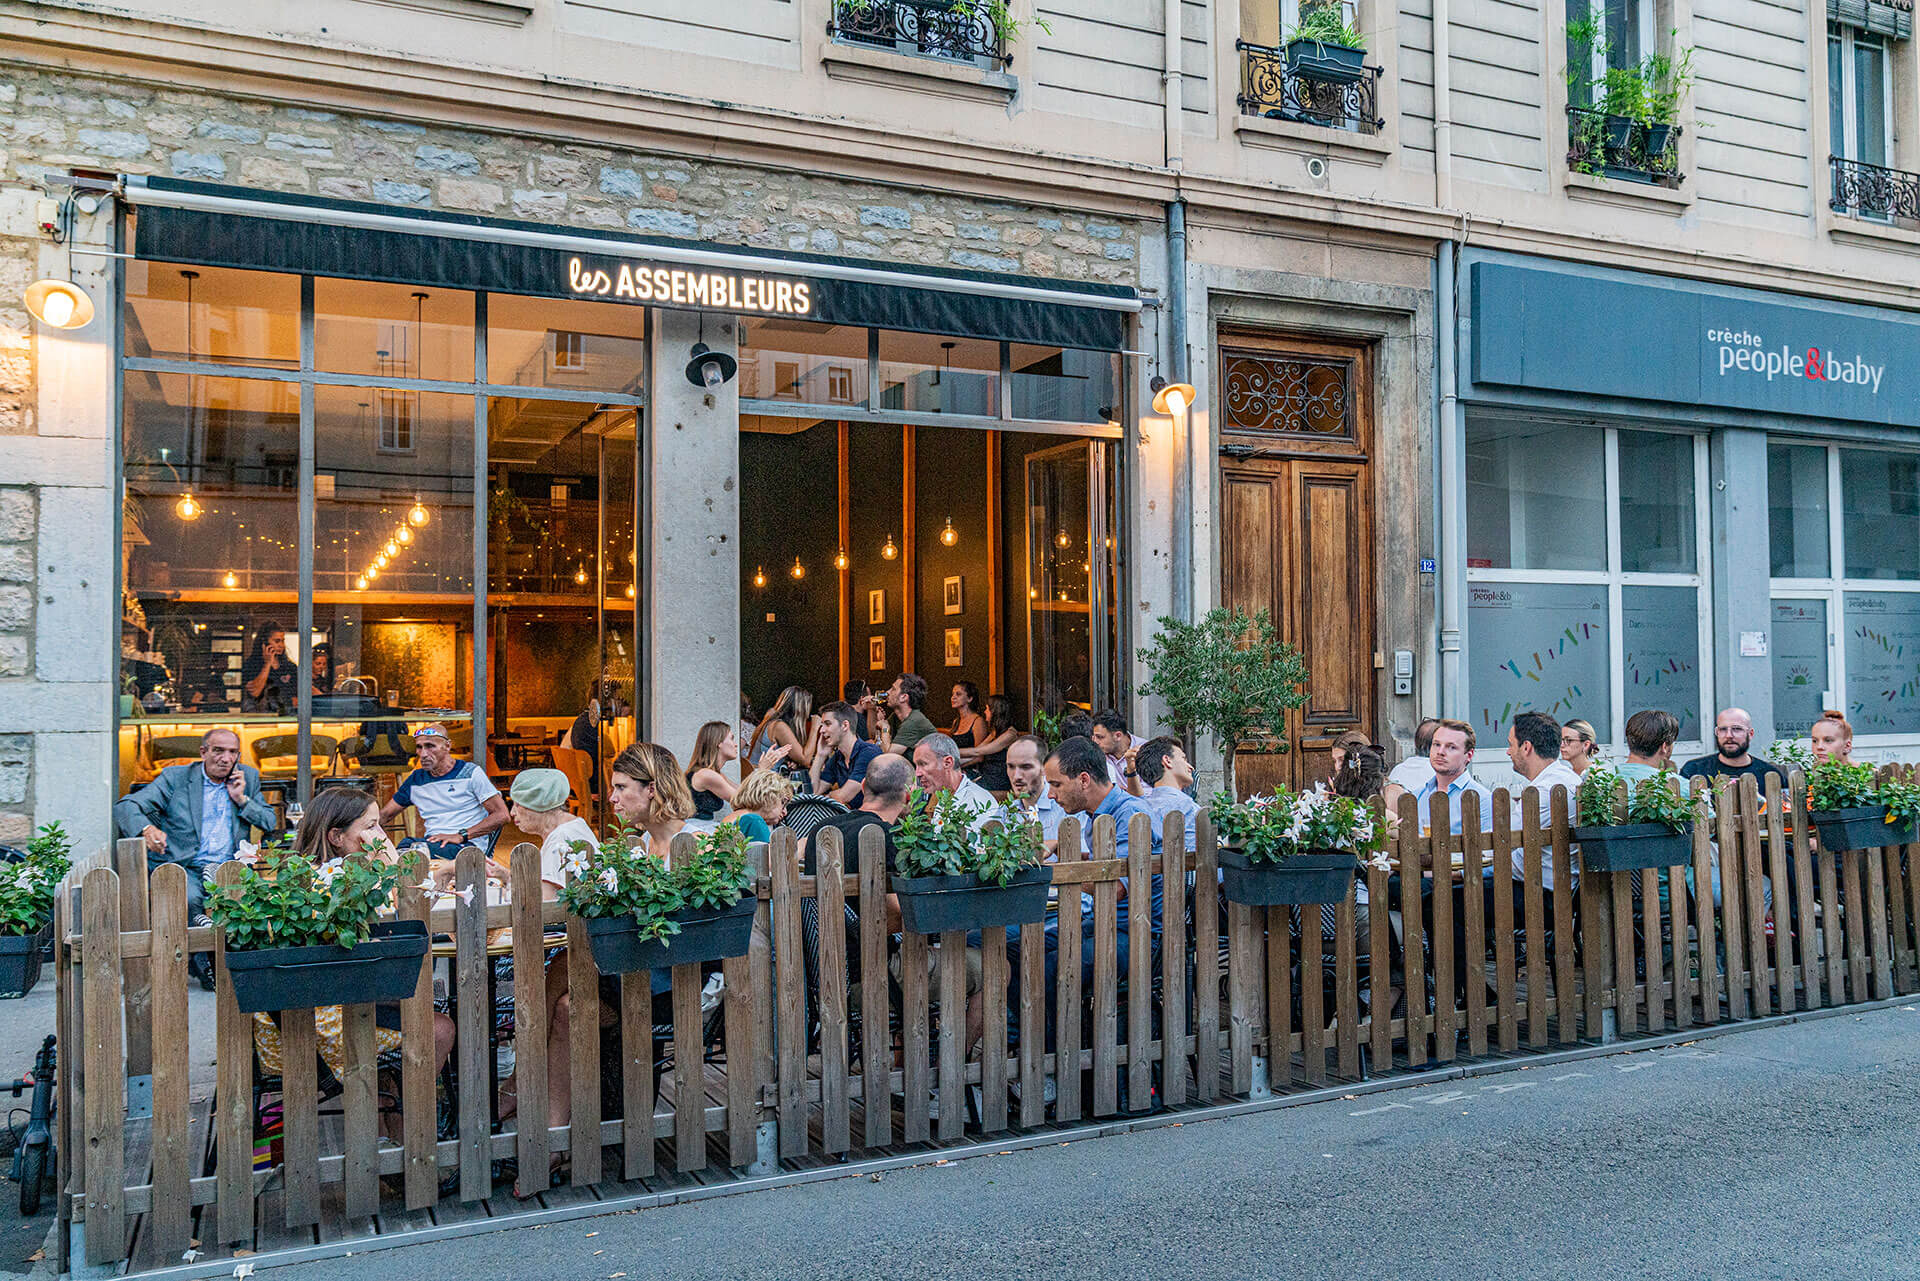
943 575 963 615
869 635 886 670
943 627 964 667
868 588 886 625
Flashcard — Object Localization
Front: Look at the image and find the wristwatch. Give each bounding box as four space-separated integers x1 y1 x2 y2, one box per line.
458 827 470 845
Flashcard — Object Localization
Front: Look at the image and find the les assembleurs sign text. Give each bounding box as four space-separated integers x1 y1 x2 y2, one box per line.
567 256 812 315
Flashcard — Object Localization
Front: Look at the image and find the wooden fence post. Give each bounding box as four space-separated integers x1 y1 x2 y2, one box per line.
80 866 125 1267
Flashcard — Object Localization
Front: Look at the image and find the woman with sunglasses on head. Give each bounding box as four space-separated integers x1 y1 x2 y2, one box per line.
1560 718 1601 777
608 741 698 853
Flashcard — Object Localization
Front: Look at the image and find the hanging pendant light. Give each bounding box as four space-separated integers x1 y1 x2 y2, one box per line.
881 534 898 561
396 525 413 545
222 570 238 589
790 557 806 580
175 492 202 521
940 516 958 547
834 547 849 571
574 565 589 586
752 565 766 588
383 539 398 558
624 583 636 599
355 576 368 592
408 496 429 527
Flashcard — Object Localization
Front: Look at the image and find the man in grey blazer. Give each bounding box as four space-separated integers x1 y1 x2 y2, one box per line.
115 727 278 985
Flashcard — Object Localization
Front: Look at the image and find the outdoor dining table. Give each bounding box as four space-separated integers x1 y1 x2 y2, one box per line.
430 926 567 1145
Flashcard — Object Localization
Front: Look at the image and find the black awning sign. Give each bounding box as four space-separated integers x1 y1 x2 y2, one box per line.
567 256 814 316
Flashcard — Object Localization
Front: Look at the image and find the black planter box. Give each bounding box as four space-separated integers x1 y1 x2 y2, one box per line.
1573 821 1693 872
584 895 757 975
1284 38 1367 85
1218 847 1356 906
893 865 1053 934
0 926 47 1000
223 919 429 1014
1811 805 1919 853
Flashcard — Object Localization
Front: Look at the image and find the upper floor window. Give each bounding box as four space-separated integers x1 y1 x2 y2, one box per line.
1567 0 1653 108
1828 5 1915 222
828 0 1008 70
1237 0 1384 135
1565 0 1686 187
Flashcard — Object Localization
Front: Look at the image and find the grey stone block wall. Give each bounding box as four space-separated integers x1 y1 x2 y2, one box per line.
0 488 32 845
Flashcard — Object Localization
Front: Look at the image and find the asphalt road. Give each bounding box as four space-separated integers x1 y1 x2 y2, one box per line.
264 1005 1920 1281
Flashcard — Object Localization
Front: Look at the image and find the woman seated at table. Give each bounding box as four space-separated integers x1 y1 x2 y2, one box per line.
607 742 697 853
948 681 986 749
250 787 457 1145
729 768 796 843
1811 710 1854 766
494 769 601 1180
959 694 1018 796
748 687 817 780
686 721 791 825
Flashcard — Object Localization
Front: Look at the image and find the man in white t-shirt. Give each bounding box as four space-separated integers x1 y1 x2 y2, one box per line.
1383 717 1440 811
911 733 996 829
381 723 509 859
1503 711 1582 895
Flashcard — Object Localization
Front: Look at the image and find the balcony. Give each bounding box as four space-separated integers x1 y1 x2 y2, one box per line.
1236 39 1384 136
828 0 1007 71
1830 155 1920 225
1566 107 1683 187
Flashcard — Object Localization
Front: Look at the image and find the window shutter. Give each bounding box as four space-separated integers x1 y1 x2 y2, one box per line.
1836 0 1913 36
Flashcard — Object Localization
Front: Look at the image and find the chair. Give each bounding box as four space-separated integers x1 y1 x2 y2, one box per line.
251 732 340 778
147 735 204 777
549 745 596 823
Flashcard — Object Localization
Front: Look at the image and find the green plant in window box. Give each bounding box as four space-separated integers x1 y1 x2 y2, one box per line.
1806 759 1918 852
836 0 1049 49
1571 764 1702 872
563 821 756 975
1284 4 1370 86
891 788 1050 933
0 823 69 999
1210 786 1385 906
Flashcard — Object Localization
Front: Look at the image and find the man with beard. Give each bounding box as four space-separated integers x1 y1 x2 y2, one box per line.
1679 707 1784 793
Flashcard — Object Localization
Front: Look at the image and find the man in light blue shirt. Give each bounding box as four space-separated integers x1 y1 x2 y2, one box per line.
1411 719 1494 835
1133 735 1199 849
983 735 1067 852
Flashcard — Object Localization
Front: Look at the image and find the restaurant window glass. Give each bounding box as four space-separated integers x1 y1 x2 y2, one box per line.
878 331 999 417
314 280 475 384
1466 422 1711 749
1767 442 1920 741
1010 344 1120 425
123 262 299 370
486 293 647 394
739 318 870 406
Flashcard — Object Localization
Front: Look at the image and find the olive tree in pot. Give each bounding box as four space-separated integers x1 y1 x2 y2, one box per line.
1572 764 1701 872
207 838 428 1014
1210 786 1386 906
892 789 1051 934
563 822 757 975
1807 761 1920 854
1137 606 1309 800
0 823 71 999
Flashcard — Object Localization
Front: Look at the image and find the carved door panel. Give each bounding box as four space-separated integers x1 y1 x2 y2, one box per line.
1217 335 1374 796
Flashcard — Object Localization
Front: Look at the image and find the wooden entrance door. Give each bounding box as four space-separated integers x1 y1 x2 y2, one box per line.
1217 334 1374 796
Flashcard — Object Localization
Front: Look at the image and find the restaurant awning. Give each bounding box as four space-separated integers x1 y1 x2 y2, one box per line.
125 177 1139 352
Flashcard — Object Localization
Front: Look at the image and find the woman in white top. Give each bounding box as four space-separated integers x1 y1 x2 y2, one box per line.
1560 718 1601 777
498 768 598 1164
606 741 696 856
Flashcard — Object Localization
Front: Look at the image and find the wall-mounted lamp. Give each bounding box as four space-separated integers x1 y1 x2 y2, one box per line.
1150 375 1196 418
685 342 738 389
25 278 94 330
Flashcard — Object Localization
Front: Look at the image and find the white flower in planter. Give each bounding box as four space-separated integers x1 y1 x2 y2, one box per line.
316 858 345 888
233 841 261 867
599 866 620 893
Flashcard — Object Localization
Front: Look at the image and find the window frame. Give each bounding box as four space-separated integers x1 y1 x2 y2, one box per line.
1830 22 1894 168
1568 0 1657 108
1768 439 1920 746
1466 423 1714 755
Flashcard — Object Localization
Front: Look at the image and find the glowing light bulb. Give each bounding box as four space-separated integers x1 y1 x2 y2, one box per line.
374 553 389 570
881 535 897 561
834 547 848 571
624 583 636 599
574 566 588 585
222 570 238 589
1055 530 1070 549
366 565 380 581
383 540 398 558
408 498 429 526
176 493 202 521
396 525 413 545
752 566 766 588
790 557 805 579
940 517 957 546
40 289 75 328
355 576 368 591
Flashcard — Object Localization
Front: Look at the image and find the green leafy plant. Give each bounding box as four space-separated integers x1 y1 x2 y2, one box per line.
1600 63 1646 119
557 822 754 945
1878 777 1920 834
1770 738 1815 772
1808 759 1879 813
1577 765 1698 831
1210 787 1386 866
1 824 72 937
1643 41 1695 125
1286 3 1366 49
1138 607 1309 798
206 838 416 952
894 788 1039 886
1032 708 1065 753
1564 8 1601 103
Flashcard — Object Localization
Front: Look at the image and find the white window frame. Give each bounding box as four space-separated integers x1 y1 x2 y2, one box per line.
1767 440 1920 752
1466 424 1714 759
1569 0 1657 104
1830 23 1894 167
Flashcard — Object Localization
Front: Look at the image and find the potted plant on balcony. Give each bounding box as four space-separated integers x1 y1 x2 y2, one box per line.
208 838 429 1014
892 790 1052 933
0 824 71 999
566 822 758 974
1642 43 1695 166
1571 764 1699 872
1599 63 1646 162
1807 760 1920 854
1212 786 1385 906
1284 5 1369 85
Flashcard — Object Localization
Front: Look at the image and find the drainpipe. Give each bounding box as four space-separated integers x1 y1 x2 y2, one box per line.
1168 198 1191 624
1436 239 1463 718
1163 0 1184 171
1433 0 1453 208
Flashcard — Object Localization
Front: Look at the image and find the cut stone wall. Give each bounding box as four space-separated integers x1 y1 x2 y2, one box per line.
3 66 1144 285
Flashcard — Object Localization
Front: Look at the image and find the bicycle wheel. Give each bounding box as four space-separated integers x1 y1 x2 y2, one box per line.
17 1138 46 1216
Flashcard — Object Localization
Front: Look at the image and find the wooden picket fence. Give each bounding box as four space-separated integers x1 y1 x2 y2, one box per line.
54 769 1920 1272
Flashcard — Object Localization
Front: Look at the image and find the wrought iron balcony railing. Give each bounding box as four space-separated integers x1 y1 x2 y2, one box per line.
1830 155 1920 224
1566 106 1682 187
1236 39 1384 135
829 0 1008 70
